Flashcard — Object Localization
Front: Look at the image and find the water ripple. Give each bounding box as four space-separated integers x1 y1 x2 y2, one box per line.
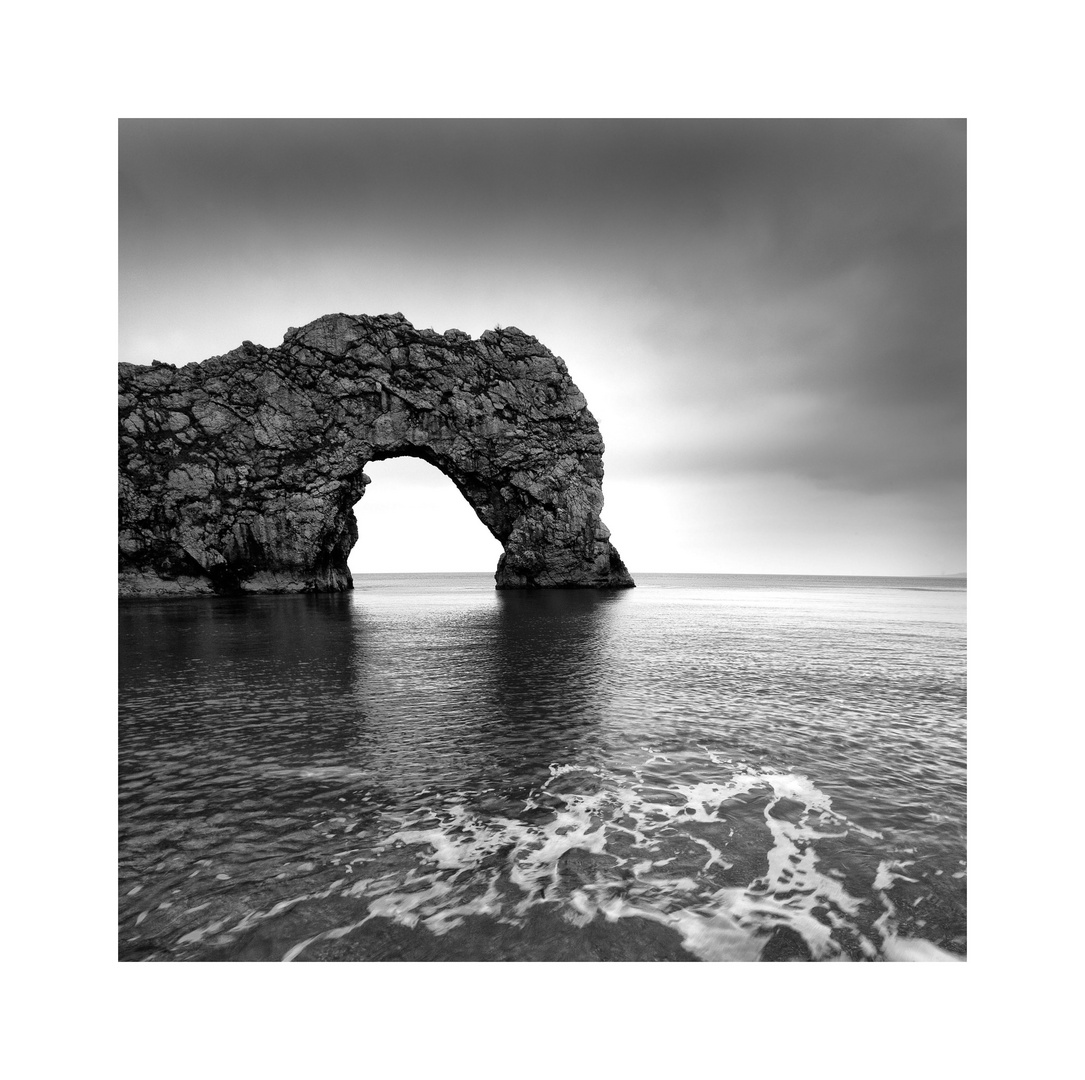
119 575 965 961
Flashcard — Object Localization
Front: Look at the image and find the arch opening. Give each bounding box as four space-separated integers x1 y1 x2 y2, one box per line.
347 456 505 576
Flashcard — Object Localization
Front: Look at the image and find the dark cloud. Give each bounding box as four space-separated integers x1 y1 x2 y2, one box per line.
120 119 962 245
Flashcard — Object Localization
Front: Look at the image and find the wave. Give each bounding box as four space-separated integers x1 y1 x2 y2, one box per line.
206 756 966 962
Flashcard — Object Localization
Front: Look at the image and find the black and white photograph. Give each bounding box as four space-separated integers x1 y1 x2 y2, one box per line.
118 118 967 964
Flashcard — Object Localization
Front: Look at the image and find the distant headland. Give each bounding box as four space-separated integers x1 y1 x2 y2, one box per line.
119 313 633 596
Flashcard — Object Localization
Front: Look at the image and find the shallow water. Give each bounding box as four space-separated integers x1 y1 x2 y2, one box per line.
118 572 966 961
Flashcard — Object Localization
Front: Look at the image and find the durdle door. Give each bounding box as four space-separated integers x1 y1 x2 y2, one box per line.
119 313 635 595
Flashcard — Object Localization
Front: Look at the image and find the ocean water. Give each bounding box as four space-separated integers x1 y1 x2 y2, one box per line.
118 572 966 962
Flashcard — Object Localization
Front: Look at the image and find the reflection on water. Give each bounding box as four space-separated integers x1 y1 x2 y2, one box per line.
119 573 966 961
345 588 621 799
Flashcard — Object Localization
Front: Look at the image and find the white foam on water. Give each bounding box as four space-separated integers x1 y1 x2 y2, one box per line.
872 858 963 961
873 859 916 891
190 752 963 962
549 763 604 778
279 879 459 961
422 877 504 936
881 937 962 962
366 880 453 925
691 837 731 872
669 908 766 962
631 771 867 960
348 764 874 959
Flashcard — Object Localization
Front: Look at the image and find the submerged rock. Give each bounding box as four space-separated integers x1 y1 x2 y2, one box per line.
119 313 634 595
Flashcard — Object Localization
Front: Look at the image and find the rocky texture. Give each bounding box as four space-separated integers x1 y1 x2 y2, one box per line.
119 313 634 595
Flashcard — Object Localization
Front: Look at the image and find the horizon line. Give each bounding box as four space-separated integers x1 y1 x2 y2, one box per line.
347 568 967 578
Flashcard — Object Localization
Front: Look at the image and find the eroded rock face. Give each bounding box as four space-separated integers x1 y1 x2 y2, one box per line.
119 313 634 595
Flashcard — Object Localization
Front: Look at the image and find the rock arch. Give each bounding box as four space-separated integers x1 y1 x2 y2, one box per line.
118 313 634 594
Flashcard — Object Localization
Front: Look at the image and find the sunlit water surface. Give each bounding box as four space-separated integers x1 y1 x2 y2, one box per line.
119 573 966 962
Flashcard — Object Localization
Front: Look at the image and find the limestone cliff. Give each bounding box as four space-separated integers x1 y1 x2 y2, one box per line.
119 313 634 595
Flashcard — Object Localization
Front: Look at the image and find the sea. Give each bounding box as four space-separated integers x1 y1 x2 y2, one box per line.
118 572 966 962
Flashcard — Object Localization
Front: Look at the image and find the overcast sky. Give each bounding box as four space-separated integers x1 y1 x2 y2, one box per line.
119 119 965 576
